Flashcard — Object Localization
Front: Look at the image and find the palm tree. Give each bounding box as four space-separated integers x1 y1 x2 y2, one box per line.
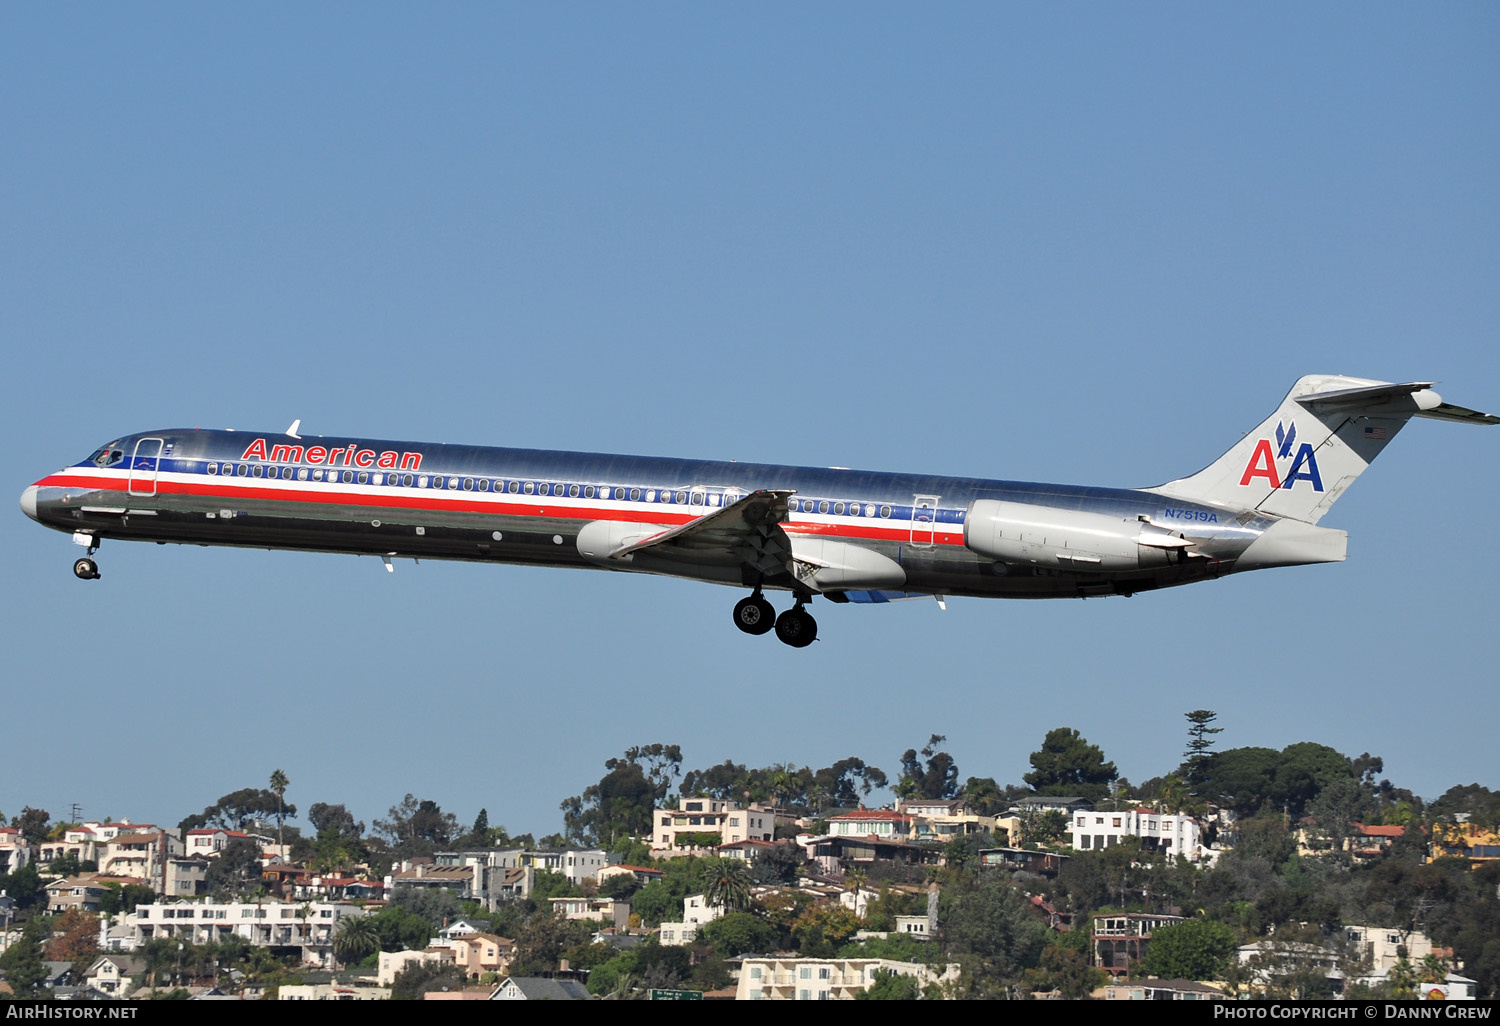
333 914 380 969
844 867 869 918
269 769 289 853
704 858 752 913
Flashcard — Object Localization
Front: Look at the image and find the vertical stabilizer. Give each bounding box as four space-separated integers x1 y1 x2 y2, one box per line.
1150 375 1492 524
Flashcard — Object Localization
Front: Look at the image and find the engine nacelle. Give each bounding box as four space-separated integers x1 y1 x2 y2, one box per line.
576 519 671 566
787 536 907 592
964 499 1188 573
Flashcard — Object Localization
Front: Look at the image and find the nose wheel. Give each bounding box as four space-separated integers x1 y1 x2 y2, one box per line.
73 557 100 580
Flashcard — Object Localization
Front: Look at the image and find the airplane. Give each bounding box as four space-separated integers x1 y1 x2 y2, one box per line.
19 374 1496 647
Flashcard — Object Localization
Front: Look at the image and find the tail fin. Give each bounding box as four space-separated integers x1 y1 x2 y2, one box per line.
1150 375 1497 524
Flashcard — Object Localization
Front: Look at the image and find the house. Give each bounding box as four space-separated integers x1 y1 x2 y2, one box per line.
1092 979 1226 1000
717 839 778 862
131 899 358 967
100 829 185 892
734 956 960 1000
184 828 274 859
378 949 454 986
444 933 515 978
84 955 147 996
978 847 1069 877
1341 925 1435 974
38 821 148 869
517 848 614 886
804 834 941 872
491 976 592 1000
653 800 776 853
595 864 664 887
1093 913 1186 975
45 874 138 913
826 809 912 840
659 893 726 946
386 862 481 899
0 828 31 874
1070 808 1207 861
898 799 1000 843
549 896 630 930
1429 822 1500 864
279 981 391 1000
1012 797 1094 815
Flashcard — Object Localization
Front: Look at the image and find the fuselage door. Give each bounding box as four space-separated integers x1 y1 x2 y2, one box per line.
911 494 939 548
128 437 164 497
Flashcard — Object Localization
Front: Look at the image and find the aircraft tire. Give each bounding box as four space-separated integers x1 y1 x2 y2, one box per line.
73 557 99 580
775 608 817 648
733 596 775 635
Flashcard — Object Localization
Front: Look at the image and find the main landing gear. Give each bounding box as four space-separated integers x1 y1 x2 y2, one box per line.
733 590 817 648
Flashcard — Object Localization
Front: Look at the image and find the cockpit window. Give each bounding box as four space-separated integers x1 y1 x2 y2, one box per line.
88 445 125 467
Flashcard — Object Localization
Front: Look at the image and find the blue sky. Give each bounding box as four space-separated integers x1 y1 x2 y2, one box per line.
4 4 1497 840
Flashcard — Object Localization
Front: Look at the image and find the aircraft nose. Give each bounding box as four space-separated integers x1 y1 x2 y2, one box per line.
20 484 39 521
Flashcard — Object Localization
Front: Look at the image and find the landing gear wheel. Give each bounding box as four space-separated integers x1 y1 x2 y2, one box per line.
733 596 776 635
775 608 818 648
73 557 100 580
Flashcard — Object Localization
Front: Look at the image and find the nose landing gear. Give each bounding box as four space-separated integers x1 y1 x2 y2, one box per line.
73 535 101 580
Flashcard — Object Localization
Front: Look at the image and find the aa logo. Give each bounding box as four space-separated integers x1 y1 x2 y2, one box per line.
1239 421 1324 491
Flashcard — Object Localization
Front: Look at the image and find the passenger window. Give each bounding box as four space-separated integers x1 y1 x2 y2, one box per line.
478 479 489 491
236 464 248 477
357 472 369 484
584 485 595 499
569 484 580 498
508 480 520 493
523 482 534 495
833 502 844 515
433 476 444 489
818 500 829 514
418 476 429 488
690 491 704 505
631 488 641 501
342 471 353 483
463 478 474 490
207 463 218 475
449 478 459 489
880 505 892 518
676 491 687 504
710 493 721 506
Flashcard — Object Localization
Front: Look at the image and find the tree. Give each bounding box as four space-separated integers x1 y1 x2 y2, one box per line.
1184 710 1223 782
13 807 50 842
374 794 459 856
700 911 776 957
391 960 466 1000
46 908 100 965
855 968 922 1000
560 749 670 845
704 858 752 913
1140 919 1238 980
942 878 1048 988
333 914 380 968
205 837 265 898
896 734 959 800
1024 727 1118 802
0 919 50 998
269 769 289 853
308 802 364 840
180 788 295 832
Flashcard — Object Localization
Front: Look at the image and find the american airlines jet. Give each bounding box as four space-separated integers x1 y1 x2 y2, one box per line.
20 375 1495 647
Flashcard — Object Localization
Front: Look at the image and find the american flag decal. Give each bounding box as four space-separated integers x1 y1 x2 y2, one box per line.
1364 426 1387 440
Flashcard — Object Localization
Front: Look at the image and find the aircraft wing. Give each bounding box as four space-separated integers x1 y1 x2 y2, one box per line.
610 488 796 579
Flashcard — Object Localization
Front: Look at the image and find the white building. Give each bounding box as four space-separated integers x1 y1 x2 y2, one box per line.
1071 807 1206 861
654 800 776 853
735 956 960 1000
129 900 359 966
659 893 726 946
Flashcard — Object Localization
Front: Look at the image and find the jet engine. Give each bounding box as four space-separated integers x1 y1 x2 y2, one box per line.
963 499 1190 573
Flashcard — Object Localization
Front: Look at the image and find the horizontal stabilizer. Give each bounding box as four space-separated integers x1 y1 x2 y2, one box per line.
1152 375 1495 524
